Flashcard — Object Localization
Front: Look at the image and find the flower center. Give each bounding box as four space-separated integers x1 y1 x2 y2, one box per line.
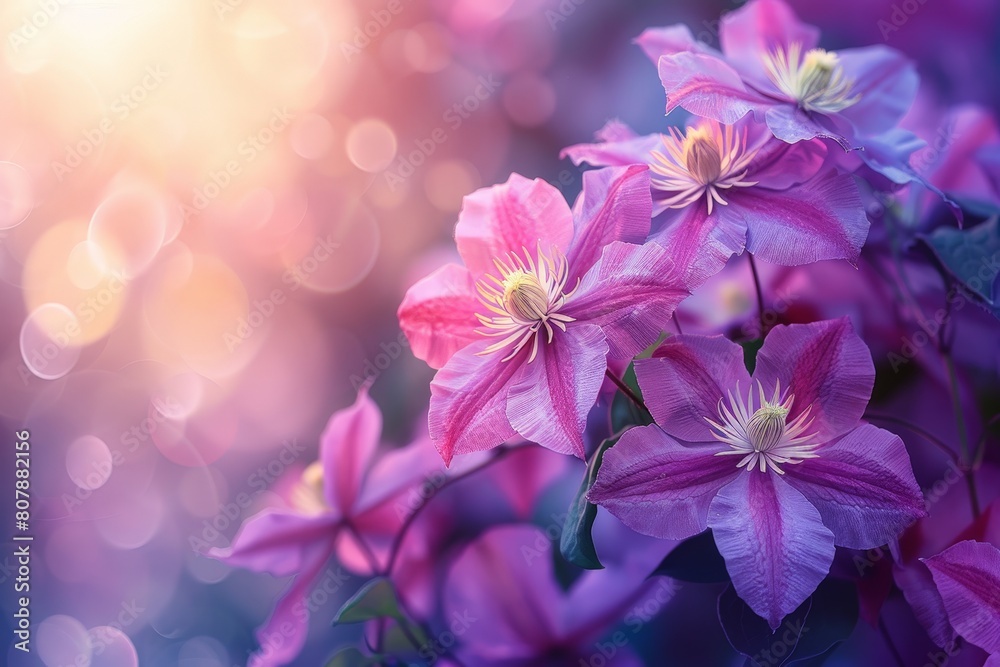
649 121 758 215
762 44 860 113
683 127 723 185
290 461 328 514
502 271 550 322
707 380 819 474
475 244 578 362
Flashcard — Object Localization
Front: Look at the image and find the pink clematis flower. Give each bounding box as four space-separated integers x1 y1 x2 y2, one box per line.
562 115 869 278
209 385 440 667
588 318 926 629
641 0 920 179
398 165 689 465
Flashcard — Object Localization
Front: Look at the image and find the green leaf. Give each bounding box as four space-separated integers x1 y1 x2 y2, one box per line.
324 647 378 667
559 436 617 570
334 578 404 625
380 617 429 656
924 216 1000 318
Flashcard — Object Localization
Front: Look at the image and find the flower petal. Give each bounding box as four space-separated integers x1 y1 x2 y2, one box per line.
560 121 663 169
720 0 819 84
247 541 336 667
732 171 870 266
659 51 759 124
650 202 747 285
708 472 835 630
588 424 736 540
924 540 1000 655
429 340 523 465
753 318 874 443
444 525 564 660
567 165 653 282
488 446 572 518
506 324 607 459
398 263 481 370
321 385 383 513
564 241 690 361
763 104 834 144
635 24 717 63
837 45 919 137
209 509 338 577
893 561 958 649
784 424 925 549
455 173 574 277
635 334 751 442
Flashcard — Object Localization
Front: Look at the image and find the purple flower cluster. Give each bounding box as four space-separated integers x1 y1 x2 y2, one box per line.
213 1 1000 664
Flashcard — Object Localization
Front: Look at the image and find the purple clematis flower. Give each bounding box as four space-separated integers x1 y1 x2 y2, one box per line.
398 165 689 465
588 318 926 629
642 0 920 178
923 540 1000 659
562 115 869 277
443 523 672 666
209 385 440 667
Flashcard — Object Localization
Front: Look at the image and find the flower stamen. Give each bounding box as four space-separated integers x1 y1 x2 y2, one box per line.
707 380 819 474
762 43 861 113
650 121 759 215
475 244 578 363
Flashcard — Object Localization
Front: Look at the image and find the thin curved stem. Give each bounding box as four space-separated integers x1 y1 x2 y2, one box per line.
864 412 960 465
748 254 767 337
672 311 684 336
344 521 383 574
605 369 651 417
384 447 515 576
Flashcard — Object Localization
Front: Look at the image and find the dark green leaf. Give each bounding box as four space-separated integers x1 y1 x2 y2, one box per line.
741 338 765 374
324 647 377 667
559 436 617 570
924 216 1000 318
334 578 404 625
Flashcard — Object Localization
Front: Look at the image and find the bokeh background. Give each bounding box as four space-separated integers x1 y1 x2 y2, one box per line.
0 0 998 665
